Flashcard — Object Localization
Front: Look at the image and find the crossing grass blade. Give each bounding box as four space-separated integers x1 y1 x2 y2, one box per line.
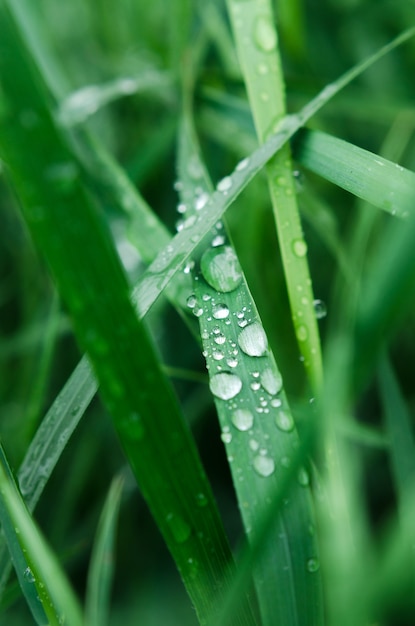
293 129 415 218
177 112 323 626
0 443 83 626
226 0 323 392
85 475 124 626
0 7 253 625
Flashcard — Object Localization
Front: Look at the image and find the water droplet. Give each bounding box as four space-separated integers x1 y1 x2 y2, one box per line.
23 567 35 583
253 455 275 477
195 493 208 507
166 513 191 543
292 239 308 257
257 63 269 75
226 357 238 368
201 246 243 293
250 381 261 391
212 350 224 361
210 372 242 400
298 467 310 487
280 456 291 468
270 397 282 408
254 16 277 52
307 558 320 573
195 191 209 211
186 295 197 309
177 202 187 214
193 307 204 318
221 430 232 444
313 299 327 319
275 411 294 432
238 322 267 357
217 176 232 192
121 412 145 441
296 325 308 341
231 409 254 431
212 303 230 319
260 368 282 395
236 157 250 171
212 234 226 247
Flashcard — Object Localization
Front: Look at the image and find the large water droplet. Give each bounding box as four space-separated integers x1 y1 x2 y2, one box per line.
166 513 191 543
253 455 275 477
254 16 277 52
210 372 242 400
260 368 282 395
275 411 294 432
201 246 243 293
232 408 254 431
238 322 267 357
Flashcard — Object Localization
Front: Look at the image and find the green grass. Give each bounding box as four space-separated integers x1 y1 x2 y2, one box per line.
1 1 415 625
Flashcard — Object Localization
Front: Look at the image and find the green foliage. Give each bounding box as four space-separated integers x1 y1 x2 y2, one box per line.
1 1 415 625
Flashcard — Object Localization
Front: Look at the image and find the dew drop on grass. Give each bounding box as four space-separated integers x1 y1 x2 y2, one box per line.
186 295 197 309
275 411 294 432
253 454 275 477
195 191 209 211
214 333 226 345
254 16 277 52
23 567 35 583
210 372 242 400
292 239 308 257
307 558 320 573
217 176 233 192
166 513 191 544
195 492 208 507
236 157 250 171
313 299 327 319
296 325 308 341
211 234 226 247
212 303 230 319
271 397 282 408
232 408 254 431
201 246 243 293
298 467 310 487
260 368 282 395
238 322 267 357
221 429 232 444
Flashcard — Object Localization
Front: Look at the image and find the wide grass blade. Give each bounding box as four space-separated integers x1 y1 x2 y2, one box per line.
0 7 249 624
293 129 415 218
177 113 323 626
0 443 83 626
85 475 124 626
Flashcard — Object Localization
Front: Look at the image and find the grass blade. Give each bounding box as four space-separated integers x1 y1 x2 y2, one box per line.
226 0 323 391
0 443 83 626
0 7 249 624
85 475 124 626
293 129 415 218
178 113 323 626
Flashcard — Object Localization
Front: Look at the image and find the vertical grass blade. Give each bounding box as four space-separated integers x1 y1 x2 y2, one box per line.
85 475 124 626
177 114 323 626
0 443 83 626
226 0 323 391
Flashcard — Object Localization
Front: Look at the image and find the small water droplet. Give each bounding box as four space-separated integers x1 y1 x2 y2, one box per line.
307 558 320 573
201 246 243 293
210 372 242 400
221 430 233 444
260 368 282 395
211 234 226 247
186 295 197 309
212 303 230 319
254 16 277 52
23 567 35 583
217 176 232 192
193 307 204 318
212 350 224 361
250 381 261 391
226 357 238 368
275 411 294 432
253 454 275 477
270 397 282 408
166 513 191 543
280 456 291 468
195 493 208 507
238 322 267 357
232 408 254 431
195 191 209 211
313 299 327 319
296 325 308 341
257 63 269 75
292 239 308 257
236 157 250 171
298 467 310 487
177 202 187 214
